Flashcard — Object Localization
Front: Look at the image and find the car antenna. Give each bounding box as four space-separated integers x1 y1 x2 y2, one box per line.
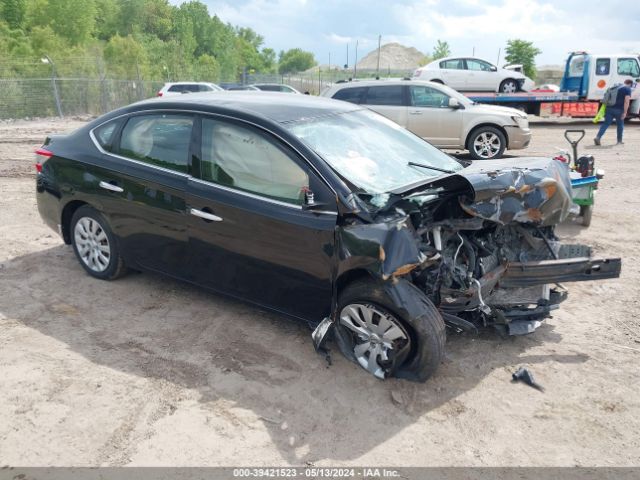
407 161 456 174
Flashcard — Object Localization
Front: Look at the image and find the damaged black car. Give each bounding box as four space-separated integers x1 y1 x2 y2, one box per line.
35 93 621 382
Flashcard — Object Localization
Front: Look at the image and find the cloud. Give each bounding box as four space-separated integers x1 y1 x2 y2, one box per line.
182 0 640 67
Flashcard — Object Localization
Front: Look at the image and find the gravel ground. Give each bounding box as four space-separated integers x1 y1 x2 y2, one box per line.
0 117 639 467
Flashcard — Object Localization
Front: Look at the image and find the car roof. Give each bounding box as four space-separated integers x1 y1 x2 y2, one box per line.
133 91 362 124
327 79 441 89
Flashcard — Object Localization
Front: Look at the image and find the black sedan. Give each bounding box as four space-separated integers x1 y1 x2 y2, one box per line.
35 92 621 381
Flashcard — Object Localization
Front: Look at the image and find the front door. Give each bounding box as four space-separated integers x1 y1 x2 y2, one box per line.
464 59 497 91
187 116 337 321
407 85 464 147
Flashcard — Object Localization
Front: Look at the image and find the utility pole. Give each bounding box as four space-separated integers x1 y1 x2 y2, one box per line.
41 55 62 118
496 48 501 66
346 44 349 69
353 40 358 79
376 35 382 77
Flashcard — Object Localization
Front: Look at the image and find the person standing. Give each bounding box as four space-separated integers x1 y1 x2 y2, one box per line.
594 79 633 145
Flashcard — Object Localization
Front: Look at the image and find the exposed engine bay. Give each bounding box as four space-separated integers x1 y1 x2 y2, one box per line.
336 157 621 336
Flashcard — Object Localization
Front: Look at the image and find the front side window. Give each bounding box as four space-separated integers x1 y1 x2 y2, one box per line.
410 85 450 108
440 59 464 70
618 58 640 77
332 86 366 104
119 114 193 173
466 59 493 71
362 86 404 106
595 58 610 75
200 118 309 205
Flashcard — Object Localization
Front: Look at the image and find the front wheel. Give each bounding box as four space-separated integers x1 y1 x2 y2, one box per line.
467 126 507 160
70 205 127 280
334 280 445 381
499 79 519 93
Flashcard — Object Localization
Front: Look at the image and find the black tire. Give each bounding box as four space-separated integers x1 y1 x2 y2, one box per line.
499 78 519 93
334 279 445 382
467 126 507 160
580 204 593 227
429 79 445 84
70 205 127 280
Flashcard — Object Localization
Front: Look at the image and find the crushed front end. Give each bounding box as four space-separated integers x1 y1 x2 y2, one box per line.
339 157 621 336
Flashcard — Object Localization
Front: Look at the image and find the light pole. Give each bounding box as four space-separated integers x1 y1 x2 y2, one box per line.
41 55 63 118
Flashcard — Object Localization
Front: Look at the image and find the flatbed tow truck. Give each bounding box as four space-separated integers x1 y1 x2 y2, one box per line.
463 52 640 119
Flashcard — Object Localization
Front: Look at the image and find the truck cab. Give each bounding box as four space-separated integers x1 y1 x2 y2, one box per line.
561 52 640 101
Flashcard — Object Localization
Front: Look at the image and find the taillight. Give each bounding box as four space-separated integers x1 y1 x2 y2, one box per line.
35 147 52 172
157 91 163 96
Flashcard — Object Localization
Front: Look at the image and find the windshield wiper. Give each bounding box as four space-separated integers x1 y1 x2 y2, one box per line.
408 161 456 174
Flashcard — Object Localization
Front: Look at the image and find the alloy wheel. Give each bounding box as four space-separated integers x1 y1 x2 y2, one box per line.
473 132 502 159
339 303 409 379
74 216 111 273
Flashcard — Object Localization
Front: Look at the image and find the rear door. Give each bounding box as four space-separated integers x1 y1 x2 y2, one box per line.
439 59 466 89
360 85 408 127
407 84 463 147
186 115 337 321
91 112 194 277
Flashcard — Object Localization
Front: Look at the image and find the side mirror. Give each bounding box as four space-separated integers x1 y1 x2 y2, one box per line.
448 97 462 109
490 65 498 72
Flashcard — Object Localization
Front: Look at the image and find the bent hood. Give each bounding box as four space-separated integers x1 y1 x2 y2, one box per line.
459 157 573 226
398 157 573 227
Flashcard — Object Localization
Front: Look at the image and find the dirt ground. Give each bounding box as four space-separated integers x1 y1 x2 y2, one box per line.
1 116 639 467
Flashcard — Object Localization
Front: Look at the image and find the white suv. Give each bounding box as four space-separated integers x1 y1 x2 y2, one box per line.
413 57 534 93
321 80 531 160
157 82 224 97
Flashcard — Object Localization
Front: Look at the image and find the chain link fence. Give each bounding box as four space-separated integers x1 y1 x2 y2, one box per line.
0 78 165 119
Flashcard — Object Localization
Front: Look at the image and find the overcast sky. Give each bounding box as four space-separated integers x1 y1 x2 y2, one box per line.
174 0 640 67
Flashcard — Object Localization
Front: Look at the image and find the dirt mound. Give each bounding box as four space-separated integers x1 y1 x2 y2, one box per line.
357 42 427 71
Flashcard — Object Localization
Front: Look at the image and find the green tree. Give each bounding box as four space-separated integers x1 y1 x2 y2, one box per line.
260 47 276 73
432 39 450 60
504 39 541 79
94 0 120 40
45 0 96 44
104 34 146 78
1 0 26 29
278 48 315 74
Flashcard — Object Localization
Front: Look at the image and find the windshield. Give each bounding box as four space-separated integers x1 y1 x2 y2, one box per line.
285 109 464 193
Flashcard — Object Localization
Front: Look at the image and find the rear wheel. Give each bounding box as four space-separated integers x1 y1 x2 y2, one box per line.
467 126 507 160
334 280 445 381
70 206 126 280
499 79 519 93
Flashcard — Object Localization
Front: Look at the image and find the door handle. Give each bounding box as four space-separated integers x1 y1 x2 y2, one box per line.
99 181 123 193
189 208 223 222
409 110 423 115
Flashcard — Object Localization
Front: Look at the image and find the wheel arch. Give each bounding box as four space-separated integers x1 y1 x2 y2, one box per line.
60 200 89 244
335 268 375 297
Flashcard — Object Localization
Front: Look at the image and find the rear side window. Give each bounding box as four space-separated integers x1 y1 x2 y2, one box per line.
362 86 404 106
595 58 610 75
200 118 309 205
332 87 366 104
93 120 120 152
168 84 199 93
119 114 193 173
440 59 464 70
618 58 640 77
256 85 280 91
